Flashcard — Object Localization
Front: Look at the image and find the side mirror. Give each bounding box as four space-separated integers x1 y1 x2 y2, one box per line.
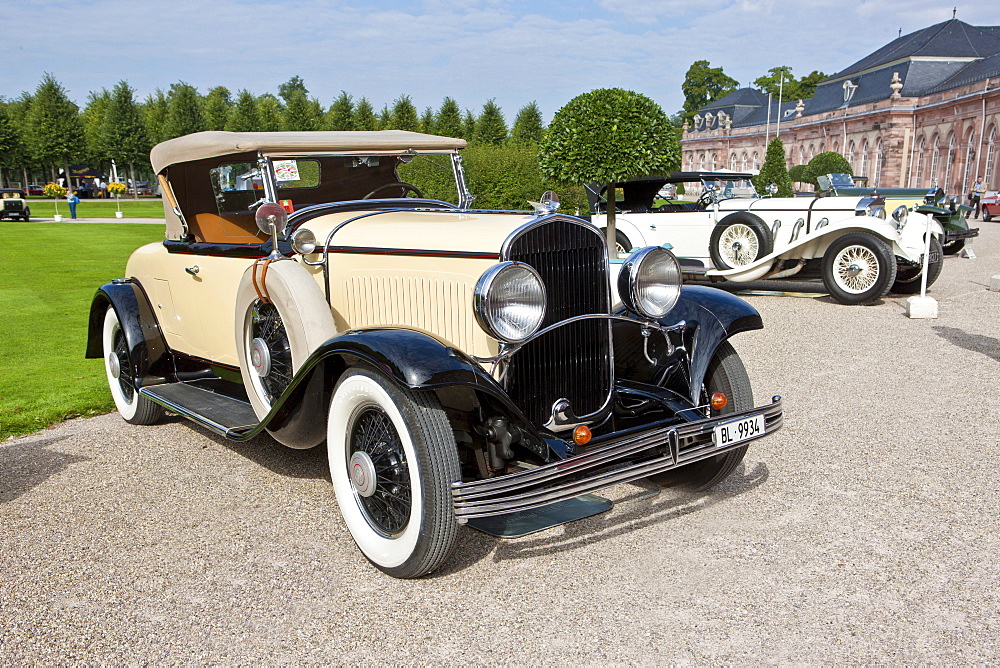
766 183 778 196
256 202 289 261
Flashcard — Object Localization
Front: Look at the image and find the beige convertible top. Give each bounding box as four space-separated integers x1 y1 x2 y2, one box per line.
151 130 468 174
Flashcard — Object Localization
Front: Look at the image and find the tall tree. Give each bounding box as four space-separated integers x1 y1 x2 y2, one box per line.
681 60 739 124
165 82 205 139
754 66 826 101
419 106 435 134
25 73 84 184
354 97 378 131
203 86 232 131
475 99 508 145
436 97 462 138
81 89 112 165
142 89 171 146
7 93 37 188
257 93 283 131
105 81 150 197
462 110 477 140
540 88 677 256
327 91 354 131
511 101 544 144
376 104 392 130
278 75 308 104
0 103 26 187
753 137 794 197
388 95 419 131
226 89 261 132
281 89 320 131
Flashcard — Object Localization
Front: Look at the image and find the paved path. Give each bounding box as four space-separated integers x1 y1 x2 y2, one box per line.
31 217 164 225
2 222 999 663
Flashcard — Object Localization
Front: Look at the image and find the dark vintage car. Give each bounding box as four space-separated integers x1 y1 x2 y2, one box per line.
86 131 784 578
0 188 30 221
818 174 979 254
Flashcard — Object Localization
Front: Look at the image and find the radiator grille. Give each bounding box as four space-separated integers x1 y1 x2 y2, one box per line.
503 218 612 427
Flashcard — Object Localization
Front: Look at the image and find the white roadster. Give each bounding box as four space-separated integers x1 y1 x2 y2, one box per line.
590 172 943 305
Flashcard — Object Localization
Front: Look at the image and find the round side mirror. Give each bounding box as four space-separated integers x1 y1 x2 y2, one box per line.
255 203 288 235
766 183 778 195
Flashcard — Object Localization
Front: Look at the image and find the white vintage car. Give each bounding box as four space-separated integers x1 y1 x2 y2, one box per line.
85 132 783 578
590 172 944 305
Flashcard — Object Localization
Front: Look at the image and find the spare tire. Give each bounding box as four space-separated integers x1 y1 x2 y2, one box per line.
709 212 773 270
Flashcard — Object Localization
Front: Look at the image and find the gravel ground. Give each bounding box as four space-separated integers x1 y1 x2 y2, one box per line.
2 222 999 663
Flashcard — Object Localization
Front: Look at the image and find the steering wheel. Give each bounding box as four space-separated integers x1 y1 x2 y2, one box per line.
362 182 424 199
697 189 717 207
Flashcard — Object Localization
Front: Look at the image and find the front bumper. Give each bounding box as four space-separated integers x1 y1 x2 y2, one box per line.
945 226 978 243
451 396 783 521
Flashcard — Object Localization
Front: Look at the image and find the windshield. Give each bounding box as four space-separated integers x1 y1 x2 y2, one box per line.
701 177 758 199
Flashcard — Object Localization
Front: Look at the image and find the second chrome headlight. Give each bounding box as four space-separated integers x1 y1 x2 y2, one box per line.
474 262 546 342
618 246 682 319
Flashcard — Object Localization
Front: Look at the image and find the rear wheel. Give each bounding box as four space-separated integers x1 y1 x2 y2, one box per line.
22 206 30 222
650 340 751 491
102 308 164 425
820 232 896 305
892 235 943 294
942 238 965 255
327 367 460 578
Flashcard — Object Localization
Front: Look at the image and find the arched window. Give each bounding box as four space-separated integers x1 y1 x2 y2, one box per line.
832 140 839 154
699 152 706 171
860 139 869 178
819 141 826 154
731 153 738 170
944 132 956 192
710 153 717 171
807 144 815 163
873 138 884 187
930 135 940 183
741 152 749 171
961 127 976 194
914 136 926 187
752 151 760 170
847 141 856 173
986 125 997 188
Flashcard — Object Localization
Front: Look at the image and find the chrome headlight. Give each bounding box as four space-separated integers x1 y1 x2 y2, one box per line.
617 246 683 319
474 262 546 343
891 205 908 229
290 228 317 254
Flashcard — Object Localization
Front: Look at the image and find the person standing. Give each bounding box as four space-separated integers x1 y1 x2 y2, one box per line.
67 190 79 219
968 176 985 219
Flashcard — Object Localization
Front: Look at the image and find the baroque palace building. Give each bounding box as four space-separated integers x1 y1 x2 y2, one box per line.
681 18 1000 194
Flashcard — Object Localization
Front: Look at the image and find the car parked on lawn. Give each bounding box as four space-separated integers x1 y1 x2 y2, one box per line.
85 131 784 578
817 173 978 254
0 188 30 221
589 171 944 305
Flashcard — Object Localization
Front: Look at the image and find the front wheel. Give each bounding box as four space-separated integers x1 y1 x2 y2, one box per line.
327 367 461 578
601 228 633 255
820 232 897 305
709 213 773 270
102 308 164 425
892 235 943 294
649 340 752 491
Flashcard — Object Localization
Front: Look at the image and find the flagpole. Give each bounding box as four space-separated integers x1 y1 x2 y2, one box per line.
775 73 784 138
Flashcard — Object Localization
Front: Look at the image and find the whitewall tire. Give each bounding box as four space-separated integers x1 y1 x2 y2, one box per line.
102 308 163 425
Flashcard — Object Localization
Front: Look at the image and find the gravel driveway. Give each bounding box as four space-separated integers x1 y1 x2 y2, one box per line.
3 222 999 663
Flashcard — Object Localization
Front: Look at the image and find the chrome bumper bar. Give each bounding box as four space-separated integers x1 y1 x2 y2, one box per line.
451 396 783 521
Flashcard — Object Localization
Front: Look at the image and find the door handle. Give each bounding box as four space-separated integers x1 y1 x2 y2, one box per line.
185 265 200 275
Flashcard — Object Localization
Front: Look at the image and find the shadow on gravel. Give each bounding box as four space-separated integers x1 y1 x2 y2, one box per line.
438 462 770 574
180 418 331 482
933 326 1000 363
0 435 90 504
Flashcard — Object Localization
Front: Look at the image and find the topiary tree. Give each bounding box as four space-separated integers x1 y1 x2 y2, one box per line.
788 164 809 188
805 151 853 188
752 137 794 198
539 88 678 256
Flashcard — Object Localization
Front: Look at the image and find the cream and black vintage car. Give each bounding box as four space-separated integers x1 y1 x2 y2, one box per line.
86 131 783 578
0 188 30 221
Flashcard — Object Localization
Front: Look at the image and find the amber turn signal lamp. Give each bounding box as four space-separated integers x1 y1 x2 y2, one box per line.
573 425 592 446
711 392 728 410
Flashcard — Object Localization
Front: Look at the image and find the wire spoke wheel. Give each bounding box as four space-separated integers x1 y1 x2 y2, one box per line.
719 223 759 266
248 300 293 406
833 244 880 294
112 327 134 403
349 405 412 535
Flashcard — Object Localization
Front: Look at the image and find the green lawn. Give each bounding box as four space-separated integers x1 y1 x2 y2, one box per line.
24 198 166 219
0 223 165 439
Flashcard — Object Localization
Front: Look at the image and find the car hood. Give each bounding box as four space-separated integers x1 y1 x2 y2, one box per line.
717 196 866 213
293 208 544 255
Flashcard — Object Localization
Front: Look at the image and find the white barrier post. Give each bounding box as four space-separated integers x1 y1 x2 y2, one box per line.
905 215 938 318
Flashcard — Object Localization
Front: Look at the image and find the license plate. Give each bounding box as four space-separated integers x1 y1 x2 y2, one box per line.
713 414 764 447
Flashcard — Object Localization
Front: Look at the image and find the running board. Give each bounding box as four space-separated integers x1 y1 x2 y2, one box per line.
140 381 259 438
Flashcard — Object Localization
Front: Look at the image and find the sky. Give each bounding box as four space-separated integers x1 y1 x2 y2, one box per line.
2 0 995 124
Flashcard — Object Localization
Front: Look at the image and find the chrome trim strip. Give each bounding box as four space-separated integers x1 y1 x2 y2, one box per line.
450 396 783 520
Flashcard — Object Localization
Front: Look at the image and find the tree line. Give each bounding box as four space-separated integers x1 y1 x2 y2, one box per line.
0 73 547 190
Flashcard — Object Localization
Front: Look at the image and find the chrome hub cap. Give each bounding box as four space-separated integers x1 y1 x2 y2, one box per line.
250 337 271 377
350 450 378 498
107 352 121 379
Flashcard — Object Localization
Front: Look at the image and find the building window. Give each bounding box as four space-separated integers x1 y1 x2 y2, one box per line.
847 141 855 173
731 153 738 170
699 152 706 171
914 136 926 187
741 152 749 171
944 133 955 192
961 127 976 194
930 136 940 183
710 153 717 171
752 152 759 170
860 139 869 178
986 126 997 188
873 138 884 187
